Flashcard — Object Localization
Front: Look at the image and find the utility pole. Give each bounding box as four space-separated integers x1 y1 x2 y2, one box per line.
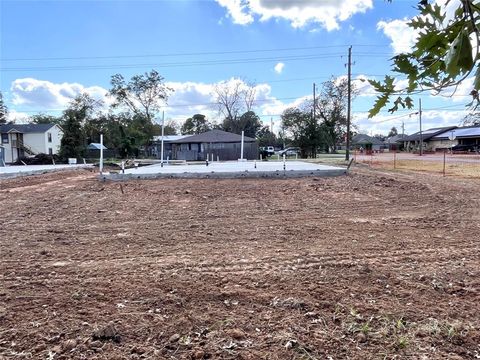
313 83 316 158
419 98 423 156
346 46 352 161
402 121 405 138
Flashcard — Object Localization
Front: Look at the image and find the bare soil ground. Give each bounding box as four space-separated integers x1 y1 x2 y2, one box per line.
1 168 479 359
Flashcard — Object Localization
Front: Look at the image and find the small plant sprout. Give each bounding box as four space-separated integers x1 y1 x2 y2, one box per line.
396 336 408 349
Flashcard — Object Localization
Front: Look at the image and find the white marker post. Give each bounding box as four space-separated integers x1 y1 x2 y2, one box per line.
160 111 165 167
99 133 104 174
240 131 245 161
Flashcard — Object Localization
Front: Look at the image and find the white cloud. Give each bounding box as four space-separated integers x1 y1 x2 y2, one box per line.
215 0 373 31
6 110 30 124
377 18 418 54
378 0 462 54
438 76 475 102
216 0 254 25
274 62 285 74
10 78 109 109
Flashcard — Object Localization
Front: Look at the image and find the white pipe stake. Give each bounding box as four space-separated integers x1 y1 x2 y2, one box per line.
160 111 165 167
99 133 104 174
240 131 245 160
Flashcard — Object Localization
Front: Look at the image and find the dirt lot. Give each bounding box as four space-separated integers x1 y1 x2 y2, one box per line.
1 168 479 359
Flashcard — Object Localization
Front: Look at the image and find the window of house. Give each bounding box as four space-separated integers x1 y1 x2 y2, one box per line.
48 148 53 155
1 134 8 144
48 132 52 143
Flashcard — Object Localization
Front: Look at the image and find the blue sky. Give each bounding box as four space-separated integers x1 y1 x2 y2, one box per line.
0 0 470 135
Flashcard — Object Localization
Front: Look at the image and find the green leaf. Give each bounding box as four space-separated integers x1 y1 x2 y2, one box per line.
445 30 473 78
405 96 414 109
392 54 417 75
368 94 389 118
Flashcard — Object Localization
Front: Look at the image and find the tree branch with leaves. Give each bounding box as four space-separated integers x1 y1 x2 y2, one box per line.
109 69 172 122
369 0 480 117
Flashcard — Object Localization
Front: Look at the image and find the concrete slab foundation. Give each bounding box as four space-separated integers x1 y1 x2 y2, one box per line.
101 161 347 180
0 164 92 179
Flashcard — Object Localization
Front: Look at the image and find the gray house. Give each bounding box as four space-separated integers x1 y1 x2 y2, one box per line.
384 134 407 151
170 130 258 161
351 134 384 152
148 135 189 160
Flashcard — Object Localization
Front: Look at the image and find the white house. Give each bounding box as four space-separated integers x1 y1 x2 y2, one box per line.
0 123 63 163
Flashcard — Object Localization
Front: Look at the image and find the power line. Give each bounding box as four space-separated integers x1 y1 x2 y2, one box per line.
1 53 347 72
0 44 390 62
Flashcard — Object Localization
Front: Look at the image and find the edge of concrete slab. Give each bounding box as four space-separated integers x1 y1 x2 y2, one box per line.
99 168 347 181
0 165 92 179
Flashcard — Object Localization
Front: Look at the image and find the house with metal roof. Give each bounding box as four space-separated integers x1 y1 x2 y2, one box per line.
0 123 63 163
167 129 258 161
402 126 456 152
402 125 480 152
429 125 480 151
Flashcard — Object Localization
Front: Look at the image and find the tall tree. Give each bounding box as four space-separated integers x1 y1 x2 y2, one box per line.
30 114 62 125
59 94 98 160
0 91 8 124
221 110 262 138
369 1 480 116
153 119 178 136
315 78 353 152
213 79 257 126
388 127 398 137
256 126 277 147
181 114 210 134
214 79 243 122
109 69 171 122
281 107 318 157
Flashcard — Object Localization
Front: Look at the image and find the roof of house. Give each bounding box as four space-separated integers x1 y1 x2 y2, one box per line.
0 123 57 134
172 129 256 144
351 134 384 145
87 143 108 150
152 135 189 142
431 125 480 139
403 126 456 142
384 134 407 144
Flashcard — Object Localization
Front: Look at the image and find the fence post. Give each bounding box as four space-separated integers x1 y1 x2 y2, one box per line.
394 150 396 170
443 149 446 177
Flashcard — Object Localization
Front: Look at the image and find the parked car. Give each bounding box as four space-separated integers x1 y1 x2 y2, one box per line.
259 146 275 157
279 147 300 156
451 144 479 152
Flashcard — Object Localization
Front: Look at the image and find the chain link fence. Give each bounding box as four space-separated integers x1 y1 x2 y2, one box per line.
353 150 480 178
